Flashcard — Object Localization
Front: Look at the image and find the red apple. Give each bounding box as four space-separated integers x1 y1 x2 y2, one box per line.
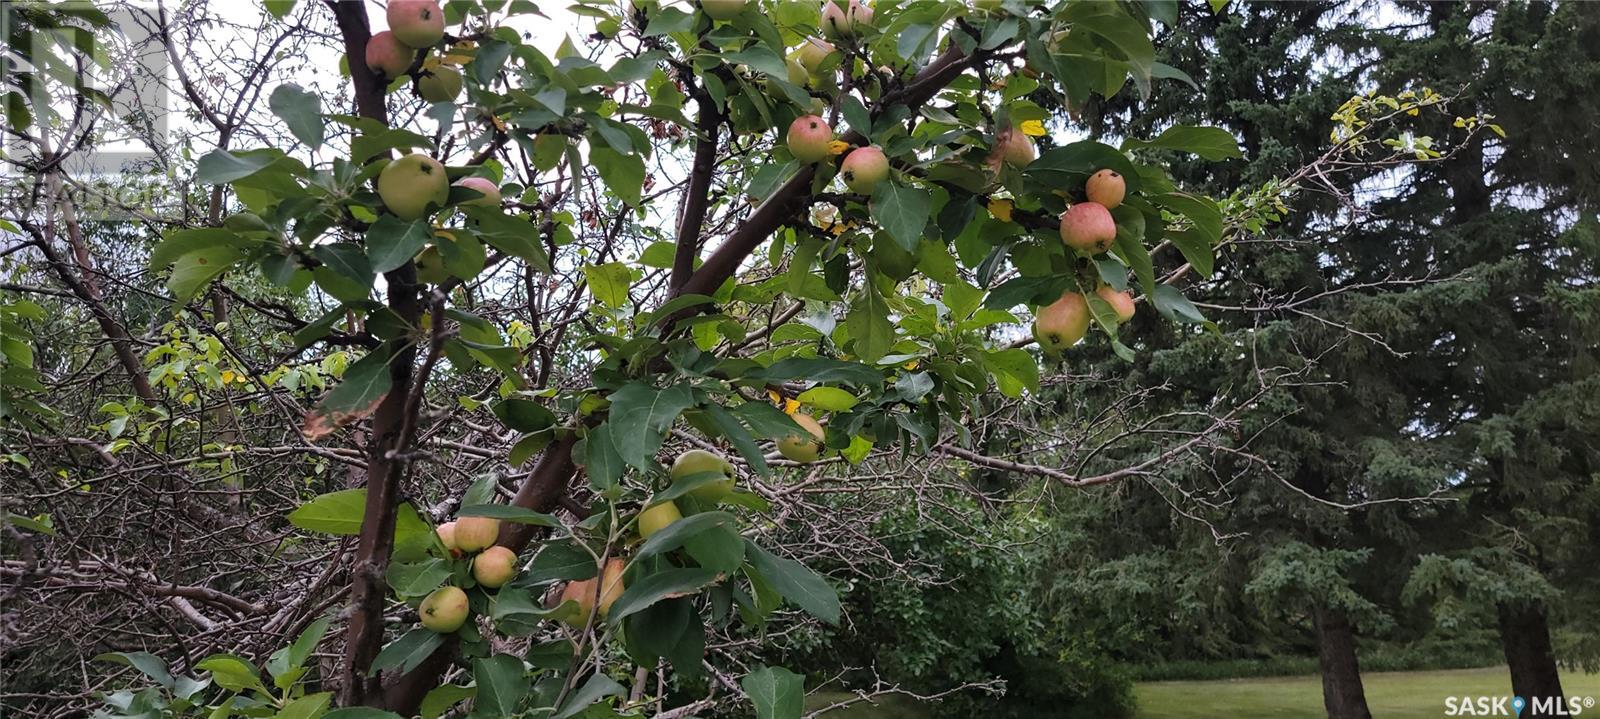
1059 202 1117 254
365 31 415 79
840 146 888 194
454 176 501 207
991 126 1036 169
1095 285 1136 322
1033 291 1090 351
387 0 445 48
787 114 833 163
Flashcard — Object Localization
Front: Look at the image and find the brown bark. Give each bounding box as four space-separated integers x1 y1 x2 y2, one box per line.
1497 600 1565 716
1313 605 1372 719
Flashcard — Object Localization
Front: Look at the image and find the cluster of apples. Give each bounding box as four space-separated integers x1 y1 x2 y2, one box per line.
416 516 513 633
364 0 462 103
784 115 889 196
1034 170 1138 352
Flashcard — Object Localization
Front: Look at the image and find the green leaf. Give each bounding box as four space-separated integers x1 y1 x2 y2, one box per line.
638 241 676 268
742 358 885 387
846 282 894 363
606 382 695 470
286 489 368 535
370 629 444 676
309 345 392 420
266 615 330 684
194 149 280 184
1122 125 1241 160
796 386 858 411
269 84 324 149
275 693 332 719
1151 284 1209 325
386 558 452 597
365 216 432 274
150 229 241 270
323 710 405 719
314 243 373 285
701 403 769 476
553 672 626 719
744 541 840 625
870 182 931 252
1110 204 1155 294
592 145 644 206
95 651 173 688
1153 192 1221 277
605 568 722 622
1025 140 1142 195
984 348 1040 399
582 262 632 308
742 666 805 719
492 398 555 433
634 511 739 560
167 245 244 302
473 655 528 717
419 684 474 719
458 504 559 527
526 540 598 584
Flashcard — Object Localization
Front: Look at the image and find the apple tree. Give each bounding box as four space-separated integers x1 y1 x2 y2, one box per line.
2 0 1268 716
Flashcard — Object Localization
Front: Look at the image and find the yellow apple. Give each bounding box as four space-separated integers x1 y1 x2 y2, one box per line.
472 546 518 588
454 516 499 553
776 413 826 463
1095 285 1136 323
1086 168 1126 209
637 500 683 538
418 586 469 632
670 449 737 502
377 153 449 220
454 176 501 207
418 65 462 102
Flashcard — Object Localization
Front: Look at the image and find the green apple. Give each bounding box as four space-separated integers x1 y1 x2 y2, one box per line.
454 516 499 552
472 546 518 588
700 0 745 20
418 65 462 102
670 449 736 503
419 586 469 632
415 245 448 284
377 153 449 220
776 413 826 463
637 500 683 538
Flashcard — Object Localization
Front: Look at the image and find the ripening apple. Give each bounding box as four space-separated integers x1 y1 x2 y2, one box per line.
796 37 838 77
454 516 500 553
670 449 737 503
558 577 596 626
472 546 518 588
365 31 415 79
1086 168 1126 209
787 115 833 163
990 126 1036 170
841 146 889 194
387 0 445 48
637 500 683 539
776 413 826 463
700 0 745 20
418 586 469 632
1059 202 1117 254
1033 291 1090 351
435 521 460 554
849 1 874 30
418 65 462 102
454 176 501 207
597 558 626 617
820 1 851 38
1095 285 1136 323
378 153 450 220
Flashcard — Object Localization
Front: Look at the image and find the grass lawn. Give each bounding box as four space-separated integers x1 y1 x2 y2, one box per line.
1134 667 1600 719
807 668 1600 717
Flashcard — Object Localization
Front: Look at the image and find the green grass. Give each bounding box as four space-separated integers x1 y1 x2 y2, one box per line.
807 668 1600 718
1134 667 1600 719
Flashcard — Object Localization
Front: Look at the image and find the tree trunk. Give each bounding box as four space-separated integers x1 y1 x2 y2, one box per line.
1497 600 1564 716
1313 605 1372 719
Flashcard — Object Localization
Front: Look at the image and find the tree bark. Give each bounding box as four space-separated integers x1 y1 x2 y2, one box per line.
1313 605 1372 719
1497 600 1565 716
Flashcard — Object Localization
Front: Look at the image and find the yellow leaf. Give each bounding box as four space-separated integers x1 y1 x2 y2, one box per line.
784 398 800 415
1019 120 1046 137
767 389 783 405
827 140 851 156
987 198 1014 222
902 360 919 370
221 370 237 384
